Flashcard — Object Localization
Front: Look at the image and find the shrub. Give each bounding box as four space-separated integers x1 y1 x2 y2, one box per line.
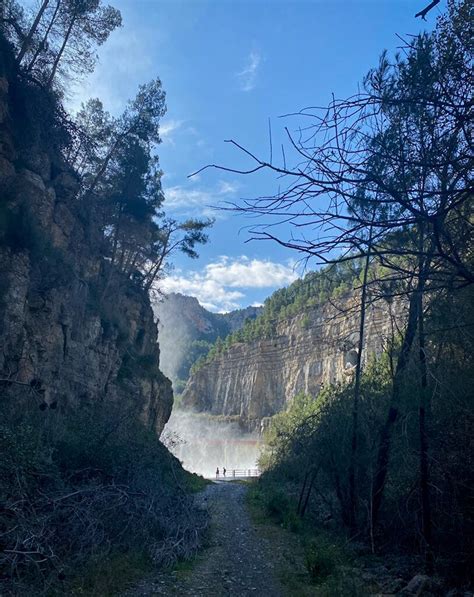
0 396 208 595
304 536 343 583
266 488 291 523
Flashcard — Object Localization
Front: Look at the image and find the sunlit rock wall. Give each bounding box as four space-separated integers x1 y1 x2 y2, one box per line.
182 297 400 429
0 50 172 434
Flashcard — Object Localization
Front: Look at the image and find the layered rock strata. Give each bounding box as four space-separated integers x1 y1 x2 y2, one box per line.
182 297 400 428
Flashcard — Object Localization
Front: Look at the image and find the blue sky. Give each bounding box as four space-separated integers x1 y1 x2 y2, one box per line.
70 0 438 312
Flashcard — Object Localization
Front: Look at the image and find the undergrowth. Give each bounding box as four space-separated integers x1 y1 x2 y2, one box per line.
246 480 363 596
0 394 208 596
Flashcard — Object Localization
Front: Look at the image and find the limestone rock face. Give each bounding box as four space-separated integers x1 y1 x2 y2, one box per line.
181 297 399 428
0 67 172 434
155 292 262 386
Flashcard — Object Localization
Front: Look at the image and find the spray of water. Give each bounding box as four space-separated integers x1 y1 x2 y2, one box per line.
162 410 262 478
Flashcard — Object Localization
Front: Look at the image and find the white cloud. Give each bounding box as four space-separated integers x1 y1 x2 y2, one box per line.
236 50 261 92
160 256 297 312
217 180 238 194
160 276 244 312
165 187 213 210
159 119 184 144
206 256 298 288
164 179 239 218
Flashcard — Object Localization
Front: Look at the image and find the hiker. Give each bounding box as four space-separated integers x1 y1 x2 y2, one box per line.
216 467 219 478
223 467 226 477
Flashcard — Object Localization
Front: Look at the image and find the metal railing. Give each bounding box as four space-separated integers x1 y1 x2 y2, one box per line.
216 469 260 478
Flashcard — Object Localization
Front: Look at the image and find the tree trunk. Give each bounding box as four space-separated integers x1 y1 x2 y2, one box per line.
417 266 433 571
348 236 372 534
143 230 174 291
84 126 135 199
297 471 309 516
301 469 318 518
371 287 420 528
46 13 75 87
17 0 50 64
26 0 61 73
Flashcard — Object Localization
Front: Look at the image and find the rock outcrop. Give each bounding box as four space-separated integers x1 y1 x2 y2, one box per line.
181 296 400 428
0 43 172 433
155 292 261 387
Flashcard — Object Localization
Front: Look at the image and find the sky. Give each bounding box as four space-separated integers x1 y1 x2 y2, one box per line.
69 0 438 312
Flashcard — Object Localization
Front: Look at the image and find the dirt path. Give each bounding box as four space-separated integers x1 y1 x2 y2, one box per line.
128 482 284 596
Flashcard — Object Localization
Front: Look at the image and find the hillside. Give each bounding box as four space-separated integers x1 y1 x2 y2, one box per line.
181 286 399 428
155 292 261 391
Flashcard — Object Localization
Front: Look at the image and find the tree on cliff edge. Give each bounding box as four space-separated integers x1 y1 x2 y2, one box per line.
2 0 122 90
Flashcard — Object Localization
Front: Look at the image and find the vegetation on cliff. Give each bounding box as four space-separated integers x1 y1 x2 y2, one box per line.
0 1 210 593
190 259 360 373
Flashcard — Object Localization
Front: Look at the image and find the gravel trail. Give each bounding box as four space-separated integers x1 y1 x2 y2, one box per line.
128 482 284 596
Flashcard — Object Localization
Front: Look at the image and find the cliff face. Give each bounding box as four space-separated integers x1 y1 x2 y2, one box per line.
155 292 261 387
0 50 172 433
181 297 399 428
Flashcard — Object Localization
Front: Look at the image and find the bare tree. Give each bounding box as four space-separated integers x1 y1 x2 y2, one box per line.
191 1 472 545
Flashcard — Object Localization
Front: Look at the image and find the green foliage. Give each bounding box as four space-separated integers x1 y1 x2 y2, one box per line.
78 89 212 291
173 378 188 396
191 260 361 373
247 481 357 595
259 391 330 474
256 279 474 582
266 488 291 523
304 538 342 583
300 314 310 329
184 473 212 494
70 551 153 597
247 480 301 532
4 0 122 91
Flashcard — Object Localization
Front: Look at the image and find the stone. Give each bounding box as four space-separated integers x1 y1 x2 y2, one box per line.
404 574 431 594
0 77 9 122
20 167 46 192
0 154 15 181
52 171 79 197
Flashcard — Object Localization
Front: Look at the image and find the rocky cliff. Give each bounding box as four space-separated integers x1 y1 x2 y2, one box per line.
181 296 399 428
155 292 261 388
0 43 172 433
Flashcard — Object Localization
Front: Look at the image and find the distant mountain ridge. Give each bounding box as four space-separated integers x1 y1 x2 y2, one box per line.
155 293 262 391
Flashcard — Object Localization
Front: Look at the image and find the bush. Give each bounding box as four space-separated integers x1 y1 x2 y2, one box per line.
0 396 208 595
266 488 291 523
304 536 343 583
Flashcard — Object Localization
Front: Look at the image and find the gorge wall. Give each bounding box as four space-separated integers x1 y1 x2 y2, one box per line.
182 296 399 429
0 45 172 433
155 292 261 389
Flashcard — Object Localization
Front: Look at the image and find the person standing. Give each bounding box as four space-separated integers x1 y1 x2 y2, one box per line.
223 467 226 477
216 467 219 478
